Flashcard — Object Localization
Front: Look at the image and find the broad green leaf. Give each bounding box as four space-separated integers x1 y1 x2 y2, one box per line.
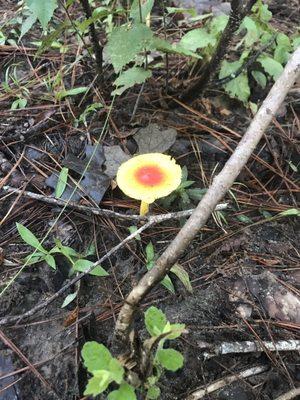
26 0 58 30
73 259 108 276
24 253 45 265
221 68 249 102
108 358 124 384
251 70 267 88
170 263 193 293
108 382 136 400
130 0 154 23
45 254 56 269
156 349 184 371
252 0 272 22
112 67 152 96
274 46 290 64
82 342 112 372
145 242 155 262
56 86 88 101
145 306 167 337
292 36 300 50
20 13 37 39
105 23 154 72
258 56 283 80
209 15 229 35
152 37 201 58
161 274 175 294
180 28 216 52
146 385 161 399
163 321 185 340
17 223 47 253
84 371 111 396
276 33 291 48
55 167 68 198
241 17 260 46
61 292 77 308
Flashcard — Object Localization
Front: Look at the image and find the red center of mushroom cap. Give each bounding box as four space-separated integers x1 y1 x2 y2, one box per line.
135 165 164 186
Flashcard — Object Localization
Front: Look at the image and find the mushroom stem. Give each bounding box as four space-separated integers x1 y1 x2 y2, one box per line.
140 201 149 216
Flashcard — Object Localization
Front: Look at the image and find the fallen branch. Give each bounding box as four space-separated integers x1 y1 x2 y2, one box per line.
197 339 300 358
1 185 227 222
186 365 268 400
274 388 300 400
114 47 300 348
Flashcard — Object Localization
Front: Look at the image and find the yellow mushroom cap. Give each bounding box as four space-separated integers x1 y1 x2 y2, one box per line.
116 153 182 204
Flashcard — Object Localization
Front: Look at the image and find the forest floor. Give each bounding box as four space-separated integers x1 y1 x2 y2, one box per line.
0 1 299 399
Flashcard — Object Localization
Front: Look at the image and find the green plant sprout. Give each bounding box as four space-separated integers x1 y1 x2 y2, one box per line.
145 242 193 294
160 166 207 210
17 223 108 276
81 306 185 399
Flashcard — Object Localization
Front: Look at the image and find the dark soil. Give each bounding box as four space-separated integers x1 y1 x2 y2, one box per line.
0 1 299 400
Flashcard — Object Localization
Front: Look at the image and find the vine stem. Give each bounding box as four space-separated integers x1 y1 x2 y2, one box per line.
113 46 300 350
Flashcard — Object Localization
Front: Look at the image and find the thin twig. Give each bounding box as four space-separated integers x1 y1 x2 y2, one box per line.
1 185 228 222
186 365 268 400
113 46 300 348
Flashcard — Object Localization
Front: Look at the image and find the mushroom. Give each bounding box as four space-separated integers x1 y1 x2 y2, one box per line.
116 153 182 215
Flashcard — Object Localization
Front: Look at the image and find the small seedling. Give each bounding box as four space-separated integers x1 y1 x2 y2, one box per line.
81 306 185 399
145 242 192 294
161 166 207 209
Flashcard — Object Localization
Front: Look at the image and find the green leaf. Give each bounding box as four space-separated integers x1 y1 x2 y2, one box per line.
17 223 47 253
26 0 58 30
108 382 136 400
84 371 111 396
170 263 193 293
55 167 68 198
161 274 175 294
130 0 154 23
112 67 152 96
180 28 216 52
166 7 197 17
258 56 283 80
278 208 300 217
108 358 124 384
241 17 260 46
144 306 167 337
209 15 229 35
73 259 109 277
145 242 155 262
220 60 250 103
45 254 56 269
163 322 185 340
146 385 161 399
56 86 88 101
11 98 27 110
61 292 77 308
105 23 154 72
237 214 253 224
156 349 184 371
292 36 300 50
152 37 201 58
20 13 37 39
187 188 207 201
274 46 290 64
82 342 112 373
251 70 267 88
128 226 141 241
